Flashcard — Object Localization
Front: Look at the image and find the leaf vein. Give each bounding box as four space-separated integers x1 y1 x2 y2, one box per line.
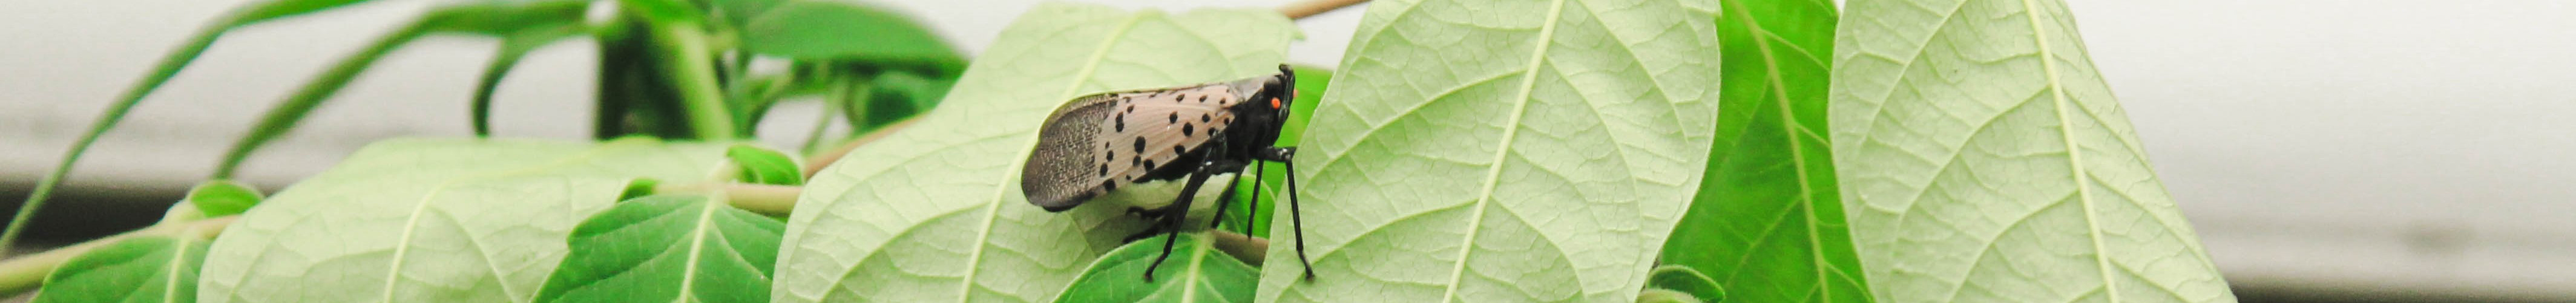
1439 0 1568 301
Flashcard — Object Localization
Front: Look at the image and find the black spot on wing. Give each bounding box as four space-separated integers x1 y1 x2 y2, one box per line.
1167 112 1178 123
1100 180 1117 192
1200 114 1211 123
1181 123 1195 136
1143 159 1157 171
1097 163 1107 177
1196 96 1207 103
1131 137 1146 153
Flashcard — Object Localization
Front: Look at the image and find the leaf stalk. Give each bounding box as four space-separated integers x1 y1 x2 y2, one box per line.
648 21 740 140
212 20 438 178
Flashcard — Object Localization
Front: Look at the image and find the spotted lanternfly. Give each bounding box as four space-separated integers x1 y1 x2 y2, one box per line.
1021 65 1313 281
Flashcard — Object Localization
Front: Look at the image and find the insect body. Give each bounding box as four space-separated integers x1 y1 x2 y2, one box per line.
1021 65 1313 281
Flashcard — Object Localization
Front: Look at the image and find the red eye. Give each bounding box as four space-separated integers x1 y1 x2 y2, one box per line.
1269 97 1282 109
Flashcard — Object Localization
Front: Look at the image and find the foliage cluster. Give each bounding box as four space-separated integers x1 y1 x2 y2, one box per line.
2 0 2235 302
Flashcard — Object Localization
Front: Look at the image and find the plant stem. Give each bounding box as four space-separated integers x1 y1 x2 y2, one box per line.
1279 0 1368 19
594 18 640 139
1209 230 1268 266
650 22 738 140
0 217 235 297
796 103 837 156
212 21 436 178
802 76 871 155
838 76 877 139
0 23 240 257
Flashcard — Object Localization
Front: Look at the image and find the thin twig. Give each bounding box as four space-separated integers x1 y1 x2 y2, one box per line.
802 116 920 177
1210 230 1269 266
0 217 237 297
1279 0 1368 20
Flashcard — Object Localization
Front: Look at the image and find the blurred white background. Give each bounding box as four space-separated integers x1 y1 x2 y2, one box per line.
4 0 2572 301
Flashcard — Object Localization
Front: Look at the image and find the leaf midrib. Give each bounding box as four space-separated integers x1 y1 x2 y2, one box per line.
1177 233 1213 302
1720 0 1840 301
375 145 631 303
1438 0 1568 301
958 11 1154 302
671 195 727 302
165 233 199 303
2010 0 2121 301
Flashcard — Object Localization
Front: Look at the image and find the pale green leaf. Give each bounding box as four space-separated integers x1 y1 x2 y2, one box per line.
1054 232 1259 303
531 195 784 303
197 138 730 303
772 3 1293 303
1660 0 1872 302
1828 0 2236 302
1254 0 1722 301
31 236 212 303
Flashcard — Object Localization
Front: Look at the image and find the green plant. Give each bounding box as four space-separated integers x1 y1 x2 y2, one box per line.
1 0 2239 302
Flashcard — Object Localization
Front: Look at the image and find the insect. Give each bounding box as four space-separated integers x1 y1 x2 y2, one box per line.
1021 65 1313 281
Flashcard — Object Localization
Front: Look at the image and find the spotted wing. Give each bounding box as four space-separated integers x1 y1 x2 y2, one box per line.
1022 82 1250 211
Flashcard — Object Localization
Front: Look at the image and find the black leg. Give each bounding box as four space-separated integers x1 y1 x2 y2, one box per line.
1283 154 1315 280
1204 168 1243 230
1252 147 1316 280
1240 161 1265 232
1142 160 1223 281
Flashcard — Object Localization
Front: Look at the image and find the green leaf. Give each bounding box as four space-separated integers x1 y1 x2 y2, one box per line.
1218 65 1330 238
771 4 1294 302
186 180 264 218
1254 0 1723 301
531 195 785 303
729 145 806 186
617 0 708 24
197 137 730 303
743 0 965 73
31 236 212 303
1830 0 2237 302
1053 232 1259 303
708 0 788 31
420 0 593 36
1660 0 1870 302
1646 266 1725 303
